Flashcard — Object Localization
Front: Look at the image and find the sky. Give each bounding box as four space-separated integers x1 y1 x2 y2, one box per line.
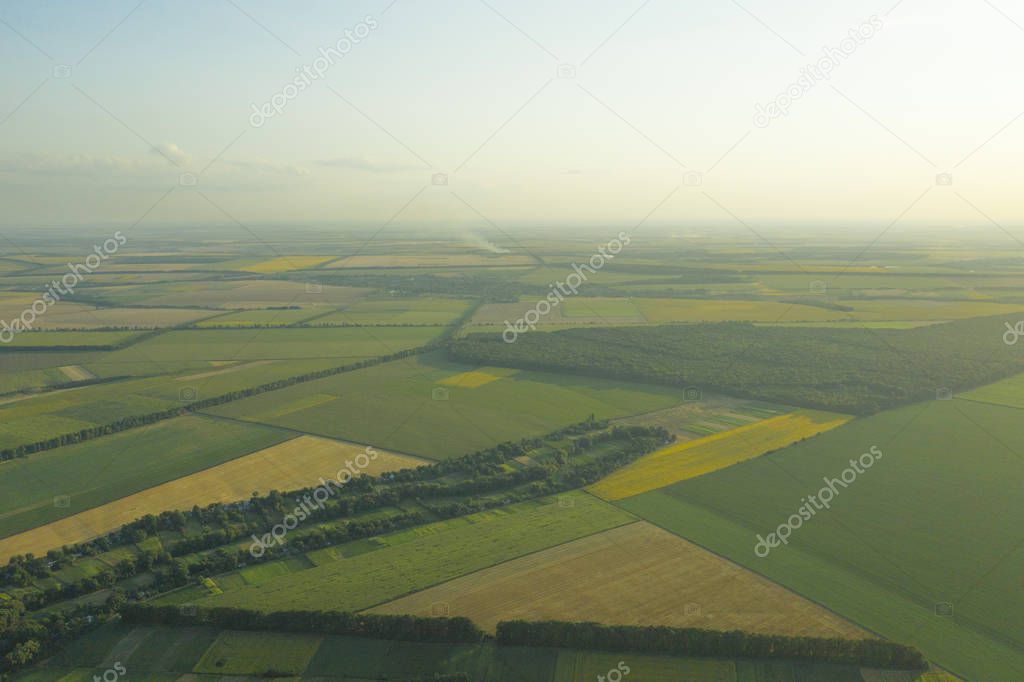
1 0 1023 238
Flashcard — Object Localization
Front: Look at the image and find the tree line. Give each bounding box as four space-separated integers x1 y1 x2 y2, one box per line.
121 604 485 643
496 620 927 670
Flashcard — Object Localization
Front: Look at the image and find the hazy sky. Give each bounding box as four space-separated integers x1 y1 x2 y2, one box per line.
1 0 1023 237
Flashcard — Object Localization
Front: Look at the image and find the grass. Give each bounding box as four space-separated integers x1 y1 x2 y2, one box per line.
314 296 474 325
616 398 1024 681
589 409 851 500
958 369 1024 408
193 630 322 675
561 297 644 318
0 416 291 554
0 331 142 347
197 491 634 611
206 353 690 459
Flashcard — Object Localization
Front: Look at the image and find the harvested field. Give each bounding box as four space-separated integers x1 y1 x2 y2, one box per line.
0 435 424 560
369 521 869 639
58 365 95 381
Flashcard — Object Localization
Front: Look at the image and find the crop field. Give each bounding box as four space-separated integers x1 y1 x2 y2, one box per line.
635 298 845 323
437 366 520 387
313 295 474 325
100 326 444 362
617 397 1024 681
14 624 933 682
0 331 141 348
195 491 633 611
0 416 291 552
193 307 326 326
206 353 689 458
560 297 645 318
615 398 792 439
34 306 216 329
958 370 1024 408
590 409 851 500
0 435 423 560
325 253 535 267
194 630 323 675
84 280 370 308
0 353 367 451
238 255 337 272
371 520 868 638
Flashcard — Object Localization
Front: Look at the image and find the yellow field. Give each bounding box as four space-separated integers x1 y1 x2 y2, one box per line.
438 367 520 388
58 365 94 381
589 409 852 500
370 521 868 639
0 435 425 562
241 256 336 273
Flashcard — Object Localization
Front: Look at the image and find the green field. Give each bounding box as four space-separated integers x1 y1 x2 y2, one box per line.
0 331 142 348
617 397 1024 681
194 307 326 327
959 370 1024 409
0 415 291 539
0 353 393 451
314 296 473 325
194 630 323 675
192 491 633 612
13 623 932 682
206 353 689 458
102 326 445 362
561 297 644 318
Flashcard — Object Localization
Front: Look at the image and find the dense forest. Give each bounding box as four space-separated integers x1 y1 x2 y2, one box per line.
450 314 1024 414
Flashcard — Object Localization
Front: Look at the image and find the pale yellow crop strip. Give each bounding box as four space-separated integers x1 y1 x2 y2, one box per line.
589 409 852 501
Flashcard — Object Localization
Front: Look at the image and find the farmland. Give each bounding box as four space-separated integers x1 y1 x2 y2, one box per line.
0 416 291 549
206 353 690 458
371 521 868 638
589 409 852 500
0 435 424 560
11 623 928 682
190 491 634 612
617 397 1024 681
1 230 1019 681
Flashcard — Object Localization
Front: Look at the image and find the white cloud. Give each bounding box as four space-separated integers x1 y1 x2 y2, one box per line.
149 142 192 167
315 157 423 173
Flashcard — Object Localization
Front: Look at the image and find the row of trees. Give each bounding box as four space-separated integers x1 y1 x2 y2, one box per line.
121 604 485 643
495 620 927 670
